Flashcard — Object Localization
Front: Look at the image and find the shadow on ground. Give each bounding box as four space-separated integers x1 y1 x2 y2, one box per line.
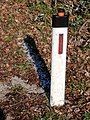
24 35 51 100
0 108 6 120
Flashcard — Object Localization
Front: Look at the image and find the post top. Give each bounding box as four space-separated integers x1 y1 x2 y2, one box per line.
52 8 69 27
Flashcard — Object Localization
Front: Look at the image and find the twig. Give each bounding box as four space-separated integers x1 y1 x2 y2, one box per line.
79 19 90 34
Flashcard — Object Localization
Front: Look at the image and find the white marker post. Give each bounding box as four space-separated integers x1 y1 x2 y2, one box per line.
50 8 69 106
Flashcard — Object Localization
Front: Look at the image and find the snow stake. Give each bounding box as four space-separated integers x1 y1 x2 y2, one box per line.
50 8 69 106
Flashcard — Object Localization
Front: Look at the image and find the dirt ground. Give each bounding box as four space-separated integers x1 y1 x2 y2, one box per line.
0 0 90 120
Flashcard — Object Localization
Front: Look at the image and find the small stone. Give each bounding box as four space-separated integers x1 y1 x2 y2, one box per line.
6 63 9 68
74 108 80 113
85 71 89 77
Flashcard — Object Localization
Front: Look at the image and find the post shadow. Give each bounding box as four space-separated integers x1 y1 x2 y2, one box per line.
24 35 51 100
0 108 6 120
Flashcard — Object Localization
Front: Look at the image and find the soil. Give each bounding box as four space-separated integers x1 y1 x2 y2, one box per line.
0 0 90 120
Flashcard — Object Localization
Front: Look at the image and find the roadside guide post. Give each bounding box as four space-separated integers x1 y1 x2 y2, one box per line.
50 8 69 106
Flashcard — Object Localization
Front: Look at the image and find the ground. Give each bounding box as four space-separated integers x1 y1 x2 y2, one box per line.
0 0 90 120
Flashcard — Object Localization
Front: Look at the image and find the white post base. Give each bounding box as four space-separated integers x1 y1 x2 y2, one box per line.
50 28 68 106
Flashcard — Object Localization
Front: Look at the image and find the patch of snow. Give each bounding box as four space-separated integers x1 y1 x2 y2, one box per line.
0 82 10 100
0 76 44 102
11 76 44 94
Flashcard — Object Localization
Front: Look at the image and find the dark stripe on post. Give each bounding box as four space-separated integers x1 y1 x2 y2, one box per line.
58 34 63 54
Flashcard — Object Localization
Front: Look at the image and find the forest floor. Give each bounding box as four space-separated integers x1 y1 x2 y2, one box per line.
0 0 90 120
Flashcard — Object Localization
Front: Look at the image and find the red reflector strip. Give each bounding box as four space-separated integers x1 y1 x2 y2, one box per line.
58 34 63 54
